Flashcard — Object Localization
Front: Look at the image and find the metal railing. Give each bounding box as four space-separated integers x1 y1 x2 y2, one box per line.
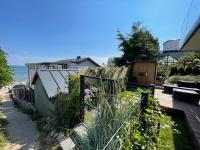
102 92 148 150
79 75 118 122
78 75 159 149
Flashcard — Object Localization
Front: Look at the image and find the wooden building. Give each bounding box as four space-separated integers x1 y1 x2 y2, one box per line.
131 60 157 85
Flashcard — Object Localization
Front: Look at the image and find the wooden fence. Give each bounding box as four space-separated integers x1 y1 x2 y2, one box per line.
12 84 34 104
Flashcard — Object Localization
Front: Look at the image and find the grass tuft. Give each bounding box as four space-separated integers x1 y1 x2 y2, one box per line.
0 95 9 149
158 115 195 150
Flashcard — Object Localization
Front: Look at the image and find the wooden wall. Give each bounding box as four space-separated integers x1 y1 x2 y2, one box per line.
132 61 157 85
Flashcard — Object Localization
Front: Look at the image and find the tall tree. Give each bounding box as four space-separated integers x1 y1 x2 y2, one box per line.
115 22 160 66
0 48 12 88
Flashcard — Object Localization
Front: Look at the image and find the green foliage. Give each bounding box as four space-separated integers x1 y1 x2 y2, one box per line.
158 115 195 150
119 89 161 150
192 66 200 75
79 87 161 150
165 75 200 84
185 66 192 75
115 22 160 66
177 67 184 75
79 81 136 149
178 51 200 68
157 63 170 78
54 74 80 127
0 48 13 88
169 66 177 76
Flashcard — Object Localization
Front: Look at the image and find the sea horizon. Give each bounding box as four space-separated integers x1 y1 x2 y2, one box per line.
10 65 28 82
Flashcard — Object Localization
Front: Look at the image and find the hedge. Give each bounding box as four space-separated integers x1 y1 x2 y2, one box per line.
165 75 200 84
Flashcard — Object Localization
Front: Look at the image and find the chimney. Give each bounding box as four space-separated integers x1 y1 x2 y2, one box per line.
77 56 81 60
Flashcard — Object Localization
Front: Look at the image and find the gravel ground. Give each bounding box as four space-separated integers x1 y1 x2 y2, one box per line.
0 87 39 150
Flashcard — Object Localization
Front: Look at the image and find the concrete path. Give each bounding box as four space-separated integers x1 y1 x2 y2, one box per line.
155 89 200 150
0 87 39 150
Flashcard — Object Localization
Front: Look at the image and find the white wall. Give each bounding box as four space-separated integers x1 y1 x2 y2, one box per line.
67 60 98 69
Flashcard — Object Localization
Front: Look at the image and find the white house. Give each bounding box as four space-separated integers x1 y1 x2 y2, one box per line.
26 56 100 86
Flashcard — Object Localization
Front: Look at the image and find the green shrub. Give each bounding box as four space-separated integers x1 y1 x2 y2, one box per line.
192 59 200 66
165 75 200 84
184 67 192 75
157 63 170 78
0 49 13 88
79 88 161 150
177 67 185 75
178 51 200 68
54 74 80 127
192 66 200 75
169 66 177 76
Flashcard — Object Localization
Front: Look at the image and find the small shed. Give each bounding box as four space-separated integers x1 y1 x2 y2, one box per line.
131 60 157 85
31 69 77 116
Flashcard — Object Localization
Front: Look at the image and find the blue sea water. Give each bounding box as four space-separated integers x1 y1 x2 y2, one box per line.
10 65 28 82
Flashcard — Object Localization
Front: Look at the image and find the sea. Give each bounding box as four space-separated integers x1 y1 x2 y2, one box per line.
10 65 28 82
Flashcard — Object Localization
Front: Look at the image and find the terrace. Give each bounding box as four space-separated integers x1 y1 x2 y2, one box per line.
155 88 200 149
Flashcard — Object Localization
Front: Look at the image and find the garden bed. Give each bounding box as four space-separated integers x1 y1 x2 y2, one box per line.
158 114 195 150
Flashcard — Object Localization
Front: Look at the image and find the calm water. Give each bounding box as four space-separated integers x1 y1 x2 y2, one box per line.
10 65 28 82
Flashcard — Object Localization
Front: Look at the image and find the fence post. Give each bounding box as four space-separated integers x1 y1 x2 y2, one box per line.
150 84 155 97
140 92 148 132
140 92 148 112
80 75 85 122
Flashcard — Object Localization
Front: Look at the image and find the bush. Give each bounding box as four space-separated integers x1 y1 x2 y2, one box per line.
192 66 200 75
177 67 185 75
165 75 200 84
185 67 192 75
54 74 80 127
169 66 177 76
178 51 200 68
0 49 13 88
157 63 170 78
79 88 161 150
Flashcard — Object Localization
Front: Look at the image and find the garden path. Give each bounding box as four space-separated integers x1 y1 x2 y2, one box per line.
0 87 39 150
155 88 200 150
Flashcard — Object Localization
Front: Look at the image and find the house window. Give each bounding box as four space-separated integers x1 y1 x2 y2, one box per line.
62 64 67 69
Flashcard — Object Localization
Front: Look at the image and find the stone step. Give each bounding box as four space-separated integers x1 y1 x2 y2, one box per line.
58 123 88 150
59 137 76 150
73 124 87 139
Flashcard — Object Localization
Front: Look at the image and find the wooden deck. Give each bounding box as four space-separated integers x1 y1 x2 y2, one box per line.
155 89 200 150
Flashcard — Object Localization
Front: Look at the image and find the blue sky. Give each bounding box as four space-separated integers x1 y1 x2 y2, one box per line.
0 0 192 65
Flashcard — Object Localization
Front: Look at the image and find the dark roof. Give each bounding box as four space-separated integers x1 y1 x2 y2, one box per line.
26 57 100 67
55 57 100 67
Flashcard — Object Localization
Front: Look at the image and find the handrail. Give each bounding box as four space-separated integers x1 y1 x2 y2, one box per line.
102 97 144 150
